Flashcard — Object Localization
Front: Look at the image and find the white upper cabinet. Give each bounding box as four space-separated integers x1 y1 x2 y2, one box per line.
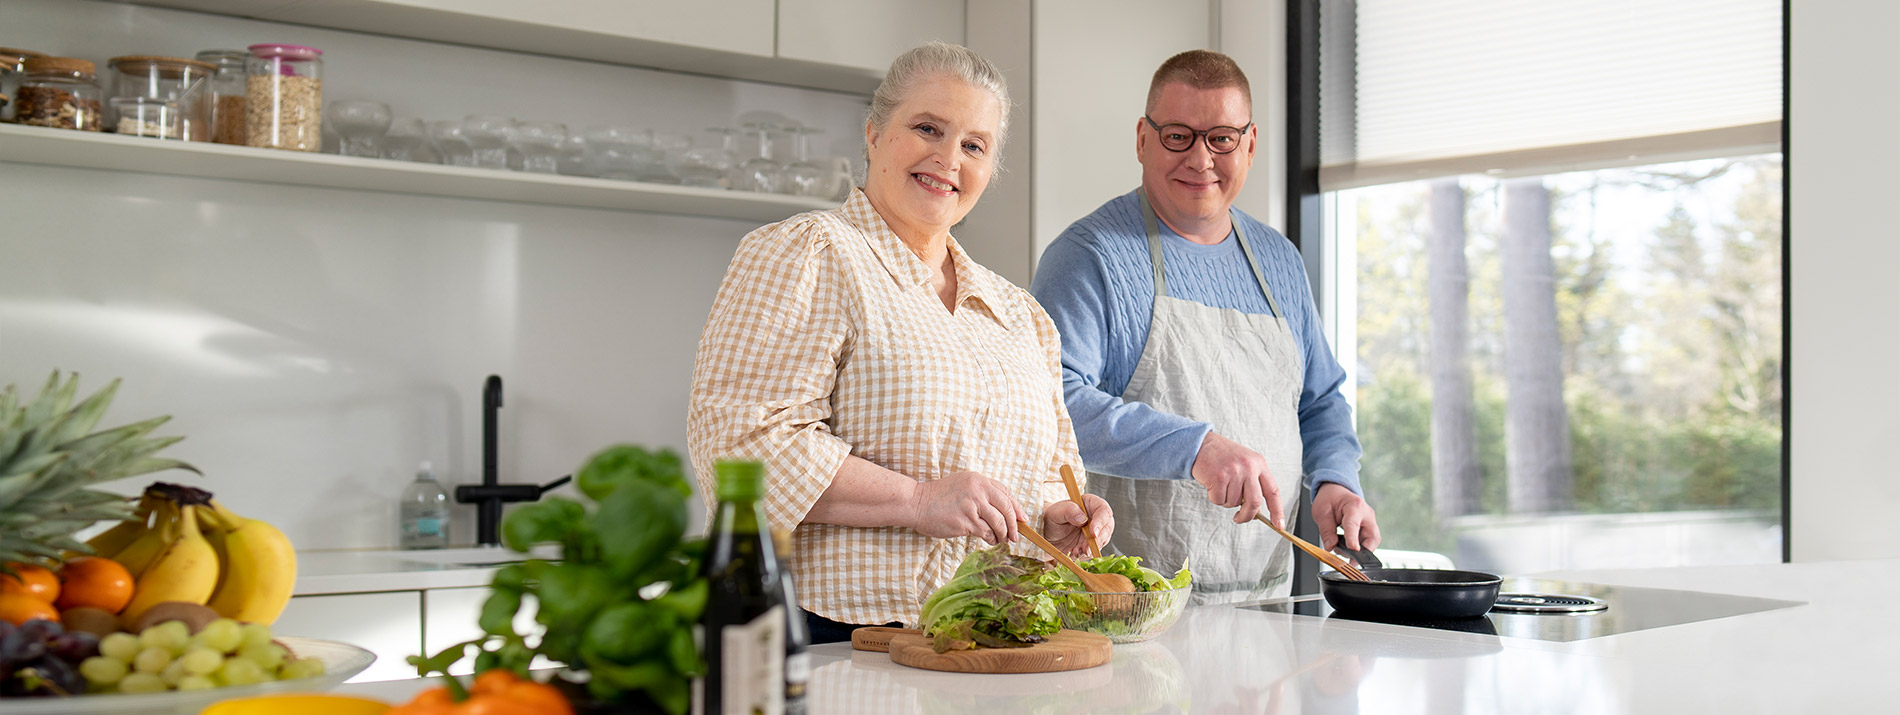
776 0 966 73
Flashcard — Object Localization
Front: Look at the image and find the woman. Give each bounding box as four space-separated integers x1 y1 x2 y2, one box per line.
688 42 1113 644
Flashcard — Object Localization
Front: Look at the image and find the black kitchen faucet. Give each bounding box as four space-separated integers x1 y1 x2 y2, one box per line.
455 374 572 546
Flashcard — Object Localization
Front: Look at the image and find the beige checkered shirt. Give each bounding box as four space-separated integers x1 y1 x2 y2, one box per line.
688 188 1081 627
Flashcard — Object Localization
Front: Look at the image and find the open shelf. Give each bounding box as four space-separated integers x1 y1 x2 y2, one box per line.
0 123 836 222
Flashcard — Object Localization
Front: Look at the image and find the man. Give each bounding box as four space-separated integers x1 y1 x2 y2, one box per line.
1030 50 1379 604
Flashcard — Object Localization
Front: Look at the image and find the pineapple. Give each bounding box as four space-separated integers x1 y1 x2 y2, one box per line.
0 372 198 571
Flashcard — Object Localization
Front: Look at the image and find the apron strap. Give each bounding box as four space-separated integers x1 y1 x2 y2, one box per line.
1134 188 1284 319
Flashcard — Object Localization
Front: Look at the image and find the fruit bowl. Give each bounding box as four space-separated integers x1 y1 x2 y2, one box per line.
0 637 375 715
1052 585 1191 644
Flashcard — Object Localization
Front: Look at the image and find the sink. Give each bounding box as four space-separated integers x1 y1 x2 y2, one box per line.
383 544 562 566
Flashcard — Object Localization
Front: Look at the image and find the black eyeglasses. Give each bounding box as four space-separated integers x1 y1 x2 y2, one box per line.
1144 116 1253 154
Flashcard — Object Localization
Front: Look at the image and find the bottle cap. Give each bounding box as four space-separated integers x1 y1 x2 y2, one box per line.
418 461 435 478
714 460 765 501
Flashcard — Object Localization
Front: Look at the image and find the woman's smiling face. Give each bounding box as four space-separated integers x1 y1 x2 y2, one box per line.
863 74 1002 244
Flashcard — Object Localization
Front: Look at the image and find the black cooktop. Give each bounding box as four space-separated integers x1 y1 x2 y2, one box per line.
1243 576 1804 642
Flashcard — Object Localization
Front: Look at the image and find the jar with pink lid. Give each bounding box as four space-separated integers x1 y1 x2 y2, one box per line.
245 43 322 151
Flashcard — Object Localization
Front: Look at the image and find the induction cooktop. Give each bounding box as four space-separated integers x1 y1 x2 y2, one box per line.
1243 576 1804 642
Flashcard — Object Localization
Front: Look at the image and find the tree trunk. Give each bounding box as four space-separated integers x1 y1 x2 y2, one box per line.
1427 178 1480 518
1501 178 1574 513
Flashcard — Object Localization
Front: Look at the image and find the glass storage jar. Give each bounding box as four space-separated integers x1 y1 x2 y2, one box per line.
245 43 323 152
193 49 250 144
14 57 102 132
108 55 215 141
1 47 47 122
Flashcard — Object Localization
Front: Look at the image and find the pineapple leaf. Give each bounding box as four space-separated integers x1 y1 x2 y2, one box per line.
17 373 78 446
39 378 119 459
53 414 166 463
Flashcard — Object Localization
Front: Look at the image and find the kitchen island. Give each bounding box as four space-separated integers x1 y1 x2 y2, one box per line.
332 559 1899 713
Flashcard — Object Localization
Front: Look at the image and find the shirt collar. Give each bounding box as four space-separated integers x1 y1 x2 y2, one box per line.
839 188 1003 316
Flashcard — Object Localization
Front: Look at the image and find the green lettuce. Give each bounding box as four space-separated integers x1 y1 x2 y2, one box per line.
919 546 1067 653
1043 553 1193 593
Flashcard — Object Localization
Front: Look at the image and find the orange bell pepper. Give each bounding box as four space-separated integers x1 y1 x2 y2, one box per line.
388 670 573 715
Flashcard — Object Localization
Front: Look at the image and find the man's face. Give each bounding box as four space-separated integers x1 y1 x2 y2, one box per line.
1137 83 1256 234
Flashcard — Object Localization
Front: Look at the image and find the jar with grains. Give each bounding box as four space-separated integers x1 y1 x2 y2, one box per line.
15 57 103 132
1 47 48 122
245 43 322 152
108 55 216 141
194 49 249 145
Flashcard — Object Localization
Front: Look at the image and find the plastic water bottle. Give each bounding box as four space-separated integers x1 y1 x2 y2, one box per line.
400 461 450 549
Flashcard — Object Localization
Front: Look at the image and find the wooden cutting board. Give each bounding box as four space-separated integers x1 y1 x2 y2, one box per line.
851 626 1112 674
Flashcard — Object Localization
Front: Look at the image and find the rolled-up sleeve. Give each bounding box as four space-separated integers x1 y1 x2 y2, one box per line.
688 216 856 530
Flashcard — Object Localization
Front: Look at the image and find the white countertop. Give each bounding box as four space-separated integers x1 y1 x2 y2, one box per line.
293 545 561 594
335 559 1900 713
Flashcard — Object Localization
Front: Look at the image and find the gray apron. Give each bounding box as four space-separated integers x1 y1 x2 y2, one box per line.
1088 189 1307 605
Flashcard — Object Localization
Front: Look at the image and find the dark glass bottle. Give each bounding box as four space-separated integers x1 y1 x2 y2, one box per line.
698 461 786 715
772 528 810 715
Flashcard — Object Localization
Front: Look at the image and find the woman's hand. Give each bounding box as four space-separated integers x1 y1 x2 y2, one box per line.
1041 494 1114 558
908 471 1028 545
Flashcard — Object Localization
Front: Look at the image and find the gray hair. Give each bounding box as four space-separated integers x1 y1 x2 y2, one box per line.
867 41 1012 153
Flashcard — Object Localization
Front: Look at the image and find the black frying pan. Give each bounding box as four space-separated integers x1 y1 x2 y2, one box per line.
1316 547 1502 620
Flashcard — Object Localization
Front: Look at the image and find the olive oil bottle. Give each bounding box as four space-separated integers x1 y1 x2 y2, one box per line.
697 460 786 715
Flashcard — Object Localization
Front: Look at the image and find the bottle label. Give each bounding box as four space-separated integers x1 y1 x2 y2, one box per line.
720 605 784 715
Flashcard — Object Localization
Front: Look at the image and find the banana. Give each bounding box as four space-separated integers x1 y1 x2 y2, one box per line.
120 502 221 623
85 494 158 559
112 500 178 578
199 501 298 625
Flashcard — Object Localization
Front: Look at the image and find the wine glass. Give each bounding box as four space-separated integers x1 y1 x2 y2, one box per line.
733 121 783 193
511 121 567 174
326 99 391 158
780 125 830 198
428 120 474 167
381 116 428 162
462 115 516 170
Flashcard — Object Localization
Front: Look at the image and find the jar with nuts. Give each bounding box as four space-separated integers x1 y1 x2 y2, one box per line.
1 46 49 122
245 43 323 152
15 57 104 132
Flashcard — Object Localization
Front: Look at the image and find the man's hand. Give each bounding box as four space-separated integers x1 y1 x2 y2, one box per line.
1041 494 1114 557
1191 431 1284 527
1311 482 1380 552
907 471 1027 545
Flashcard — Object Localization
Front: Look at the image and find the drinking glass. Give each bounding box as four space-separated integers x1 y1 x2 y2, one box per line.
640 131 688 184
556 133 593 177
381 116 429 162
827 156 857 201
585 125 650 180
462 114 515 170
677 127 739 189
326 99 391 158
429 119 474 167
733 121 782 193
512 121 567 174
781 125 830 197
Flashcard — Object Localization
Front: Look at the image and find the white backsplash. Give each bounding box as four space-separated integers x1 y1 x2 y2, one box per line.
1 0 873 549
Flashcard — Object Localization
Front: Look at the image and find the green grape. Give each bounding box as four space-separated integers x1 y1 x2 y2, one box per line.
118 672 168 694
238 623 274 651
181 646 224 675
279 657 326 681
217 657 268 687
132 646 175 675
193 619 244 654
139 621 192 655
100 632 142 662
159 658 188 687
177 675 218 691
239 642 287 672
79 656 129 686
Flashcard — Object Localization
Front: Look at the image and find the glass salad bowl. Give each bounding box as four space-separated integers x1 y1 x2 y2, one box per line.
1053 585 1191 643
2 637 375 715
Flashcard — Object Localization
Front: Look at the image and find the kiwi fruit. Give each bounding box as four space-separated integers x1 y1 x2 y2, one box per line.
60 607 124 637
125 601 221 634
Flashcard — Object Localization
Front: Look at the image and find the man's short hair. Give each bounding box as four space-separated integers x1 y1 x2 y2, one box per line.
1146 50 1251 115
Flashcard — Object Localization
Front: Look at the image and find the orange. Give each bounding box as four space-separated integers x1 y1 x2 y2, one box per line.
55 556 135 614
0 591 60 626
0 562 60 604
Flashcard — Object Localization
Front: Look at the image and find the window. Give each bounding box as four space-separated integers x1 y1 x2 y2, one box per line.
1316 1 1784 573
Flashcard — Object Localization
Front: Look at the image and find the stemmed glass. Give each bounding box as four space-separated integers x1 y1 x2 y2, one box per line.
733 121 783 193
462 115 516 170
780 125 830 197
428 120 474 167
327 100 391 158
511 121 567 174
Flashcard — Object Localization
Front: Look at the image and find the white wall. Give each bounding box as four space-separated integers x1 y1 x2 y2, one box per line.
1 0 871 549
1788 1 1900 561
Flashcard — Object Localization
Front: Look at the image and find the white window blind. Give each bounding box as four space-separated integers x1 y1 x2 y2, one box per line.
1321 0 1783 189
